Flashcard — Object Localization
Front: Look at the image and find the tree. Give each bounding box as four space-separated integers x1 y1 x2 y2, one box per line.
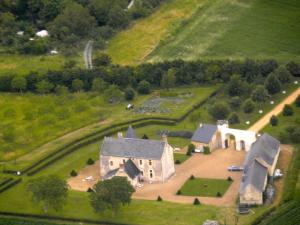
228 113 240 124
270 115 278 126
91 78 106 93
209 102 230 120
107 5 130 29
243 99 255 113
93 53 111 67
90 177 135 215
161 68 176 90
203 146 210 154
124 87 135 101
26 175 68 214
72 79 84 92
186 144 195 156
264 73 281 94
11 76 27 93
273 66 292 84
227 74 246 96
251 85 269 102
104 85 123 103
286 61 300 77
137 80 151 94
295 95 300 107
35 80 54 94
283 104 293 116
229 97 241 109
55 85 69 95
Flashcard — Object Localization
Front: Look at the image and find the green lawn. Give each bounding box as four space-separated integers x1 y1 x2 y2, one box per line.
149 0 300 62
174 153 190 164
179 178 232 197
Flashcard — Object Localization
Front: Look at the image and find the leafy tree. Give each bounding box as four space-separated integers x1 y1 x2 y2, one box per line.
11 76 27 93
0 12 17 45
90 177 135 216
72 79 84 92
273 66 292 84
137 80 151 95
283 104 293 116
259 60 278 77
243 99 255 113
228 113 240 124
264 73 281 94
251 85 269 102
286 61 300 77
186 144 195 156
209 102 230 120
104 85 123 103
270 115 278 126
91 78 106 93
124 87 135 101
229 96 241 109
107 5 130 29
26 175 68 214
63 60 77 69
35 80 54 94
227 74 246 96
55 85 69 95
20 39 49 55
295 95 300 107
93 53 111 67
161 68 176 90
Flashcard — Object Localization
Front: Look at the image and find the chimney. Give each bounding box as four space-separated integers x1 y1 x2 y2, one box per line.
162 134 168 143
118 132 123 138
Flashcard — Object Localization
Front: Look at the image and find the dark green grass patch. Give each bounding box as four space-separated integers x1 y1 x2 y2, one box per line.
174 153 190 164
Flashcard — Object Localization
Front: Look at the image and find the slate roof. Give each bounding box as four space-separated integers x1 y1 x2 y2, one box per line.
103 168 119 180
243 133 280 170
101 137 166 160
239 159 268 194
125 126 137 139
124 159 141 179
191 124 218 144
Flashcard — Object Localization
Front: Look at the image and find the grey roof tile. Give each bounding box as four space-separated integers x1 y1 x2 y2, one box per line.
126 126 137 139
103 168 119 180
124 159 141 179
101 137 166 160
191 124 217 144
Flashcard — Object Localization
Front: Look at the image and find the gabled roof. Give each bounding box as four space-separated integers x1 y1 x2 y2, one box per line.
125 126 137 139
191 124 218 144
244 133 280 170
101 137 166 160
103 168 119 180
239 159 268 194
124 159 141 179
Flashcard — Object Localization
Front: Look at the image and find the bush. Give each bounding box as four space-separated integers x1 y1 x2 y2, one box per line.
176 190 181 195
203 146 210 154
87 158 95 165
283 105 293 116
70 170 77 177
265 73 281 94
216 192 222 197
274 66 292 84
251 85 269 102
295 95 300 107
137 80 151 94
229 96 241 109
243 99 255 113
228 113 240 124
124 87 135 101
193 198 200 205
190 175 195 180
227 176 233 182
142 134 149 139
157 196 163 201
286 61 300 77
187 144 195 156
270 115 278 126
175 159 181 164
87 188 94 192
209 102 230 120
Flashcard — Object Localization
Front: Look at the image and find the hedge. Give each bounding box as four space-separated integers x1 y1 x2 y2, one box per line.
0 178 13 188
0 178 22 194
0 212 135 225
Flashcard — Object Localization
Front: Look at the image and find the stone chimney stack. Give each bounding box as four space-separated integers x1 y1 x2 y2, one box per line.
162 134 168 143
118 132 123 138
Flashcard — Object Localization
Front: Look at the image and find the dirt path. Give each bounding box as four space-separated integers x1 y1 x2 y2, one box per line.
248 87 300 133
84 40 93 69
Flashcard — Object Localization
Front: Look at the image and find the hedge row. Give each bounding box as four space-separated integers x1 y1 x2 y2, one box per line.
0 178 13 187
5 88 218 177
0 212 135 225
0 178 22 194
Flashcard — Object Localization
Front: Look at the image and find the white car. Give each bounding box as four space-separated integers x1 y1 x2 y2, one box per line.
274 169 283 178
228 166 243 172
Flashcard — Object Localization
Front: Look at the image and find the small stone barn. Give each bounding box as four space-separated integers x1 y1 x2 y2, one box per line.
191 124 221 152
239 133 280 205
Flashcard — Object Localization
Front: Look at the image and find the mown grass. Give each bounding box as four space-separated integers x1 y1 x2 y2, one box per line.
174 153 190 164
149 0 300 62
179 178 232 197
106 0 201 65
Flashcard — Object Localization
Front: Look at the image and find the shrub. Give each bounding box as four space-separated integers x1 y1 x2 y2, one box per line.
227 176 233 182
70 170 77 177
274 66 292 84
251 85 269 102
203 146 210 155
190 175 195 180
157 196 163 201
270 115 278 126
176 190 181 195
229 96 241 109
137 80 151 94
283 105 293 116
187 144 195 156
175 159 181 164
243 99 255 113
216 192 222 197
87 188 93 192
265 73 281 94
142 134 149 139
193 198 200 205
228 113 240 124
124 87 135 101
286 61 300 77
87 158 95 165
209 102 230 120
295 95 300 107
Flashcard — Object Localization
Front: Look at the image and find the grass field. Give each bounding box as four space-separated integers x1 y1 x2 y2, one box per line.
107 0 300 64
174 153 190 164
179 178 232 197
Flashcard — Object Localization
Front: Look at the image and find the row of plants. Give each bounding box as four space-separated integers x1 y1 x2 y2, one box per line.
0 178 22 194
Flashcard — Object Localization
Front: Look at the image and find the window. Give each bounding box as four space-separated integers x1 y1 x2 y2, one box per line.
110 161 113 166
140 160 143 165
141 171 144 176
149 170 153 178
149 160 152 166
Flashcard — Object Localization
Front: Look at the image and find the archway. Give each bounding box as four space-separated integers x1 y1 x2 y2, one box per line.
224 134 236 150
240 140 246 151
